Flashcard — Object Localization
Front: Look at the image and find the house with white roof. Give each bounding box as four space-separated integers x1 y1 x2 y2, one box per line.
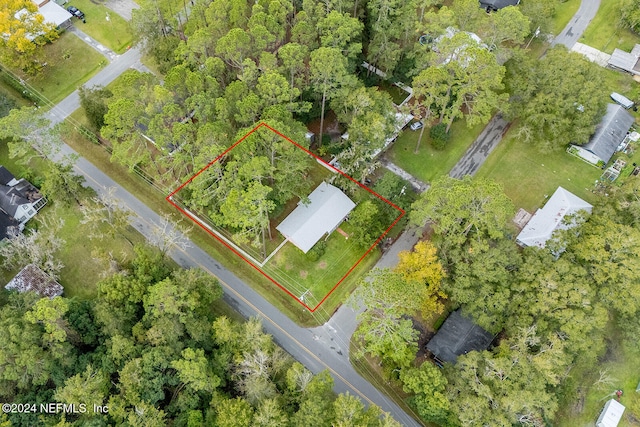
596 399 625 427
516 187 592 248
276 182 355 253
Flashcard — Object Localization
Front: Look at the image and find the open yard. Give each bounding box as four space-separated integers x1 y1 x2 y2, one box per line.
65 0 134 53
386 118 486 183
580 0 640 54
475 128 602 211
18 32 105 104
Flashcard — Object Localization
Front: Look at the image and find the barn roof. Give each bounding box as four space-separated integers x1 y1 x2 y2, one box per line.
5 264 63 299
426 310 494 364
581 103 635 164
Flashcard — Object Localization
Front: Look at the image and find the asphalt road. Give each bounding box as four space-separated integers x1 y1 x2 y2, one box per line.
551 0 601 49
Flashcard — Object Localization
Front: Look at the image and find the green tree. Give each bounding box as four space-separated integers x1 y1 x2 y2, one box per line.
400 362 452 426
410 176 515 247
0 92 16 118
40 159 86 206
54 365 110 410
411 66 450 153
215 397 253 427
619 0 640 33
79 86 113 131
506 46 608 151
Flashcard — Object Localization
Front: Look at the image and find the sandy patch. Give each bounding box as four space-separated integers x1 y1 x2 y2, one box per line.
299 270 308 279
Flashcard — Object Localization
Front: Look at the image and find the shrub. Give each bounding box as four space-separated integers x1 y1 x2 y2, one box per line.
306 240 327 261
430 123 450 150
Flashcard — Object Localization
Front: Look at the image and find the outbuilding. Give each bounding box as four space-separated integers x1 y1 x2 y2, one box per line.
5 264 63 299
596 399 625 427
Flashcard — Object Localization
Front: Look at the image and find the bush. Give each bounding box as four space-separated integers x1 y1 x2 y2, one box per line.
306 240 327 261
430 123 450 150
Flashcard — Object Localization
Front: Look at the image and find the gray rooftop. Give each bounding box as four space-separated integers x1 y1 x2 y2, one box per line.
276 182 355 253
5 264 63 299
516 187 592 248
608 44 640 75
479 0 520 10
581 103 635 164
426 310 494 364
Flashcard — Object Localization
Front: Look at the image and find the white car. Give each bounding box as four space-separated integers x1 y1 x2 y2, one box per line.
410 121 423 131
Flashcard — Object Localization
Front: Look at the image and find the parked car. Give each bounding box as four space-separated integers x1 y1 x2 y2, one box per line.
66 6 86 22
410 121 423 131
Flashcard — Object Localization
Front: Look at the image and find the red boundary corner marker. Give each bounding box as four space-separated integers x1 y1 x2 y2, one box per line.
166 122 405 312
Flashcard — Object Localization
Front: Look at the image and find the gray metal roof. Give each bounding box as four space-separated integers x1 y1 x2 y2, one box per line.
608 45 640 75
5 264 63 299
596 399 625 427
426 310 494 364
582 103 635 164
516 187 592 248
276 182 355 253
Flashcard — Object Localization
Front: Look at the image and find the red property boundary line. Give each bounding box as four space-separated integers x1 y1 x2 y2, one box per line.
166 122 405 312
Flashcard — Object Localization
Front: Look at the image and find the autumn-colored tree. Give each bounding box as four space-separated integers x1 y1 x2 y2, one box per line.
395 240 446 315
0 0 58 73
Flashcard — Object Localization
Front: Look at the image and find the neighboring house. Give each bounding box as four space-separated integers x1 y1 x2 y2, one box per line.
0 166 47 241
425 309 494 364
608 44 640 76
516 186 592 248
479 0 520 11
5 264 63 298
15 0 73 38
596 399 625 427
570 103 635 166
276 182 355 253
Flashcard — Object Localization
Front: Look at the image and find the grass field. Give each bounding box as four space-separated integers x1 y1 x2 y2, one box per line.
18 32 105 104
580 0 640 54
66 0 134 53
475 128 602 211
387 118 486 184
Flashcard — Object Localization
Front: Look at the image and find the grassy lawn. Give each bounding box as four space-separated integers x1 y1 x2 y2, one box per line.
18 32 105 104
475 128 602 211
552 0 582 35
387 118 486 184
555 325 640 427
66 0 134 53
580 0 640 54
263 232 369 308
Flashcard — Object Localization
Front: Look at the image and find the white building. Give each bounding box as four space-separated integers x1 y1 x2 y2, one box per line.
596 399 625 427
276 182 355 253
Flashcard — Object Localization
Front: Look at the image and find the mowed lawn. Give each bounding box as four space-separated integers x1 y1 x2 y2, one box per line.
551 0 581 35
66 0 134 53
263 230 370 308
476 130 602 211
387 118 486 183
580 0 640 54
19 32 105 103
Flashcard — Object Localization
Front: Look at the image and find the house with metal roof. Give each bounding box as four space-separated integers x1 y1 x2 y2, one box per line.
426 309 494 364
570 103 635 166
608 44 640 76
0 166 47 241
596 399 625 427
5 264 63 299
276 182 355 253
516 187 592 248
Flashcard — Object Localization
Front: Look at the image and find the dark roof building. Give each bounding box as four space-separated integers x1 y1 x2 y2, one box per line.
579 103 635 165
5 264 63 298
0 166 46 241
479 0 520 11
426 310 494 364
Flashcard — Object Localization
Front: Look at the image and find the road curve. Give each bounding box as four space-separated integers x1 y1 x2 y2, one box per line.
551 0 602 49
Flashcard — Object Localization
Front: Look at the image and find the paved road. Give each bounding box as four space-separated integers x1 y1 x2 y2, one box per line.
68 26 118 62
46 46 144 123
448 114 510 179
551 0 601 49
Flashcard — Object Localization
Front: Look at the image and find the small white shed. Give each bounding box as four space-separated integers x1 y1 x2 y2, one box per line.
596 399 625 427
